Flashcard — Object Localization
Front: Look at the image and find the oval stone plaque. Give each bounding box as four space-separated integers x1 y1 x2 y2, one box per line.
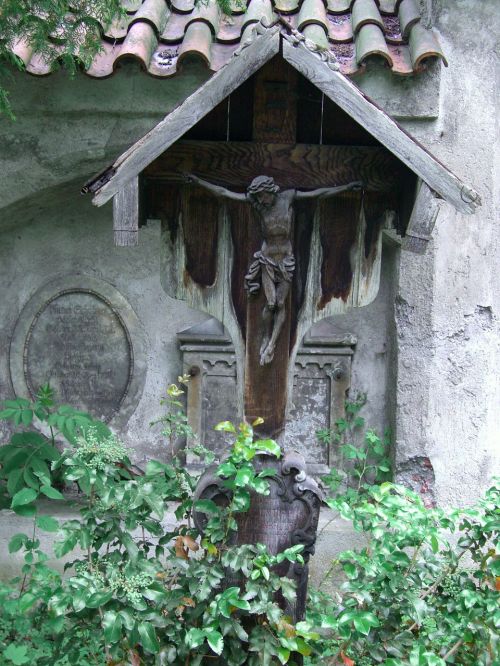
10 276 147 427
25 290 131 422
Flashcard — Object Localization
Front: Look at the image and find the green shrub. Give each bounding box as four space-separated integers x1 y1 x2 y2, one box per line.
0 386 498 665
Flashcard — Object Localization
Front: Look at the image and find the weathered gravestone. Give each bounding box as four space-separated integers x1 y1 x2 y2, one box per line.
193 450 323 622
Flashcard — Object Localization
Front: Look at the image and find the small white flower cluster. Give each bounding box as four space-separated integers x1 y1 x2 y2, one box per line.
75 427 127 470
107 569 153 605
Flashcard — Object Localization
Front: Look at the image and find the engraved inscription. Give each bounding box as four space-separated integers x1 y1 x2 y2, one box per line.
237 495 308 554
285 376 330 465
24 290 132 422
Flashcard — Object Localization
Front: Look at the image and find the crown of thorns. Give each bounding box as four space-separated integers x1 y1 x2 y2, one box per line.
247 176 280 195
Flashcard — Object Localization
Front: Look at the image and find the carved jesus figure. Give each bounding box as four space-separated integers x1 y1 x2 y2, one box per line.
186 174 362 365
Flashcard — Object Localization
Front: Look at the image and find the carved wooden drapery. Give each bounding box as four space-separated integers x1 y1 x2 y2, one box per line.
157 176 386 436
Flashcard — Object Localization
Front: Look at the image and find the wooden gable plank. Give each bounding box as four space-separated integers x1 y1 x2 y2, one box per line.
402 180 442 253
113 176 139 246
92 25 280 207
282 35 481 215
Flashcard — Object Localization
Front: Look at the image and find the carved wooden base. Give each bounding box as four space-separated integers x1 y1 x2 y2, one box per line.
193 451 323 623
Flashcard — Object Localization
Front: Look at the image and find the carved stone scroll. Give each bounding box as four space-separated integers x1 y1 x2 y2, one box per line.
193 450 324 622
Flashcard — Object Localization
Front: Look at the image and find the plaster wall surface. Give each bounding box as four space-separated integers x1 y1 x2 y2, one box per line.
392 0 500 506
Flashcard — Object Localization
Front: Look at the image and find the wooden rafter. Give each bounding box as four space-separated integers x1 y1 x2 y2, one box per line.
281 33 480 215
88 24 280 206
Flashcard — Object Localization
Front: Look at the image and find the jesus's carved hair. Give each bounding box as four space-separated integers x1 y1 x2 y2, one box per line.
247 176 280 197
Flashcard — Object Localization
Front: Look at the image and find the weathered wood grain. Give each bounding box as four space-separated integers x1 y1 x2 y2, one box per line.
113 177 139 246
143 140 403 191
402 180 442 253
252 56 298 143
92 27 280 206
282 37 481 215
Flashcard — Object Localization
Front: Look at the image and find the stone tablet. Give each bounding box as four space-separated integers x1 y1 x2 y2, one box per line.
10 276 147 427
25 290 131 422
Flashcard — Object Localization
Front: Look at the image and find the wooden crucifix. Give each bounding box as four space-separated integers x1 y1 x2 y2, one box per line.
185 174 362 366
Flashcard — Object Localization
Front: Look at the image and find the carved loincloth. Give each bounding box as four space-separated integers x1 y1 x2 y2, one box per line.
244 251 295 295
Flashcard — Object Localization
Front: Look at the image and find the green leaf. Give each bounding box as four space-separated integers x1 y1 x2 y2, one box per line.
206 630 224 655
186 628 205 649
36 515 59 532
12 503 36 517
278 647 290 664
235 467 253 487
103 610 123 643
86 591 113 608
138 621 160 654
40 485 65 500
7 468 23 496
8 533 27 553
11 487 37 507
214 421 236 433
194 499 219 515
3 644 30 665
255 439 281 457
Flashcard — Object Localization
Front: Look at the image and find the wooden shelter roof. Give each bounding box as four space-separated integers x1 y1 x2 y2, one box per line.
11 0 446 79
83 23 480 217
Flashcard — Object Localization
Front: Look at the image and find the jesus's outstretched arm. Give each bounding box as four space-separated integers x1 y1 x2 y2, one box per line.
184 174 247 203
294 181 363 200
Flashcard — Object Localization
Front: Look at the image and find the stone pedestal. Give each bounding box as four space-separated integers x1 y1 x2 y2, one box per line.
178 318 355 473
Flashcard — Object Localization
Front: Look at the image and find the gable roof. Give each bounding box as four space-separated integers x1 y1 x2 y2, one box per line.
84 22 480 215
12 0 446 79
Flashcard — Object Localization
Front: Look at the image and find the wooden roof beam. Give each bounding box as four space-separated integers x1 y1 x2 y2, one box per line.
281 32 481 215
89 23 280 207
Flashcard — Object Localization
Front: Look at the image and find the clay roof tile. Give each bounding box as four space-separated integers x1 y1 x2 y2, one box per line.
8 0 448 80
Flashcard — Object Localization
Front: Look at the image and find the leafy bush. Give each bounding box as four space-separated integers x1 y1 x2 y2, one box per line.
0 386 498 665
307 405 499 666
0 384 313 665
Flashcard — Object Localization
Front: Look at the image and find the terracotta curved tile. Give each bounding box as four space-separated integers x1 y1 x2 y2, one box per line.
355 23 393 66
178 21 213 66
160 13 191 43
378 0 396 13
116 21 159 68
409 23 447 68
217 13 245 42
228 0 249 15
171 0 196 14
122 0 143 12
387 43 413 74
188 0 221 35
328 13 353 41
351 0 384 35
210 42 239 70
241 0 275 36
11 38 34 66
330 40 359 73
103 15 131 41
130 0 171 35
148 44 180 76
298 0 329 33
86 42 121 77
326 0 351 13
25 52 53 76
398 0 420 40
303 23 329 48
274 0 301 15
328 14 353 42
382 14 402 43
